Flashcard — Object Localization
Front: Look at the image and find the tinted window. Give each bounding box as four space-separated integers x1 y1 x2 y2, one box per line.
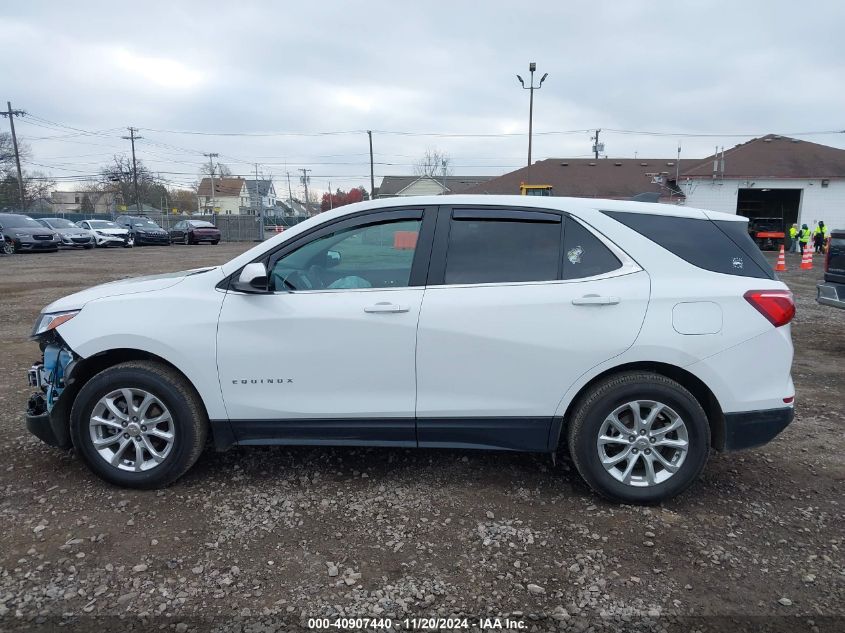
40 218 77 228
562 218 622 279
0 215 42 229
133 219 161 229
270 219 421 291
444 218 561 284
603 211 774 280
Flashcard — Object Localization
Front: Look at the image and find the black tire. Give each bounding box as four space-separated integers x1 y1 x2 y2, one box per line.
84 244 94 250
566 371 710 504
183 233 190 245
70 361 207 489
211 240 219 245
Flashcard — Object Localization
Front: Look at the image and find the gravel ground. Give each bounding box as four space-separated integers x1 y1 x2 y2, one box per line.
0 244 842 633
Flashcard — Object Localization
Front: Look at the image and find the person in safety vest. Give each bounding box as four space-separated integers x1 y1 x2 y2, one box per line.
788 224 798 253
813 221 828 254
799 224 811 252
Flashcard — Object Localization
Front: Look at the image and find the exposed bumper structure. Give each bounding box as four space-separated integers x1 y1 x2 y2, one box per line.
26 393 71 448
723 406 794 451
817 281 845 309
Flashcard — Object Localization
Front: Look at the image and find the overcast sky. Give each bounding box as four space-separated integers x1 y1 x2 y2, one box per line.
2 0 844 197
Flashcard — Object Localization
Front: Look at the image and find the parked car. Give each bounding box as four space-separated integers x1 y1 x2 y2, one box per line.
76 219 133 248
115 216 170 246
36 217 95 249
169 219 221 245
24 195 795 503
0 213 60 252
816 228 845 308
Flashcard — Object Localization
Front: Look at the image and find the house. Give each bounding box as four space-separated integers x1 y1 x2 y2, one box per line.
678 135 845 232
243 179 277 214
197 177 246 215
197 177 280 215
275 198 309 217
464 159 692 202
50 190 116 214
467 134 845 231
375 175 494 198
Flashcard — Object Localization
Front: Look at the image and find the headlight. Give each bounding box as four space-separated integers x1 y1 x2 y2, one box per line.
33 310 81 336
15 232 29 237
96 230 106 235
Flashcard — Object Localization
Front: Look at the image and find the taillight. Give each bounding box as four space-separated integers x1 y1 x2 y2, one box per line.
824 245 831 272
743 290 795 327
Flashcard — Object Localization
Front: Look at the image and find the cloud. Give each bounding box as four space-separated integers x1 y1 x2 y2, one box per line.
2 0 844 196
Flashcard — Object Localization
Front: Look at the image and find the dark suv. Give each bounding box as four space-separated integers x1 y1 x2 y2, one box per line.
115 216 170 246
817 229 845 309
0 213 61 253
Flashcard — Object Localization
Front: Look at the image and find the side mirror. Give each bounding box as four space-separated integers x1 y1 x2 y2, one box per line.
232 262 270 293
325 250 341 268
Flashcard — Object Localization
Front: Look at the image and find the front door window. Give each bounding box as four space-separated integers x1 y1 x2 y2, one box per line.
269 219 422 291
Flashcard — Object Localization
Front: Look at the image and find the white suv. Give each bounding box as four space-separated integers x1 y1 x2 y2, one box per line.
25 196 795 503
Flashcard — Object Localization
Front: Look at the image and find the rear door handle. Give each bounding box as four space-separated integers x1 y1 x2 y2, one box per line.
364 302 409 314
572 295 620 306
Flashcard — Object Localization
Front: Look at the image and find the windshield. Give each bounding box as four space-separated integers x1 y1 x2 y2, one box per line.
133 219 161 229
1 215 42 229
189 221 215 228
42 218 78 228
88 220 119 229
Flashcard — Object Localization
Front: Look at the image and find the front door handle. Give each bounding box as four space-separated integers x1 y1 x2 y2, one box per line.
572 294 620 306
364 302 409 314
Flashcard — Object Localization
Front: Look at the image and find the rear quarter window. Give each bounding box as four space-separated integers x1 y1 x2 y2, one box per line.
603 211 774 280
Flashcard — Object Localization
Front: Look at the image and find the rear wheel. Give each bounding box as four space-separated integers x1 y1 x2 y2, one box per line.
211 240 219 245
183 233 190 245
70 361 207 489
566 371 710 503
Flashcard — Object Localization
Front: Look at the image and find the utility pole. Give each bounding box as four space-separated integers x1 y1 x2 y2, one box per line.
203 153 218 214
122 127 143 215
254 163 265 240
2 102 27 209
285 171 294 216
299 168 312 216
328 180 333 210
367 130 375 197
591 129 602 160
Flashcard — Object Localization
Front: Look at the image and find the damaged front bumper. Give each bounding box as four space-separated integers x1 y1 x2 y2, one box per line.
26 341 76 449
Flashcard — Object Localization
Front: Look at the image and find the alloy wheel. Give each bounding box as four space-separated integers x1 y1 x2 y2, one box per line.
89 388 175 472
596 400 689 487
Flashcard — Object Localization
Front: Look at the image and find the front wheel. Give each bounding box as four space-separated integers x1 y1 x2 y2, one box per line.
2 239 14 255
70 361 207 489
566 372 710 504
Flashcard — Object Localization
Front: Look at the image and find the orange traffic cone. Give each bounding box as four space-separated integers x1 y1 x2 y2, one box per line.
800 242 813 270
775 245 787 271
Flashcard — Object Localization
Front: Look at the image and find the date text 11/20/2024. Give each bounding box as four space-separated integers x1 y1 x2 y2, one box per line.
306 617 527 630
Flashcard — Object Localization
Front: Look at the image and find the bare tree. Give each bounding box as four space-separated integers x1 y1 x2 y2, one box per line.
99 154 166 210
0 132 30 179
199 161 232 178
414 147 451 178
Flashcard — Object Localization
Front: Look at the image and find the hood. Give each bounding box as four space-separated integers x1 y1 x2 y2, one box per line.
54 227 93 236
43 267 219 312
93 227 128 234
5 227 55 236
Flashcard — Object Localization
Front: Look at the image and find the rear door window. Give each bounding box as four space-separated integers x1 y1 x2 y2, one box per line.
443 211 562 284
562 218 622 279
603 211 774 279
